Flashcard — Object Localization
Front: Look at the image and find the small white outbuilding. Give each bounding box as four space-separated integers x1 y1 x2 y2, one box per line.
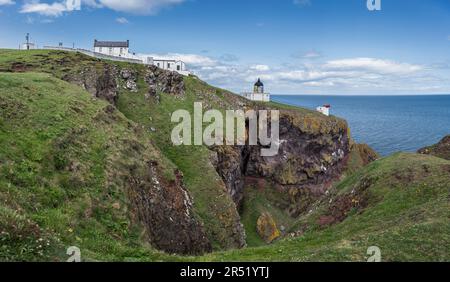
317 104 331 116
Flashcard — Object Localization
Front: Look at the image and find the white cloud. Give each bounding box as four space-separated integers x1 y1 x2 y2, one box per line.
20 0 185 17
302 50 321 59
116 17 129 24
323 58 423 74
20 2 68 17
90 0 184 14
0 0 14 6
177 53 442 95
293 0 311 7
250 64 270 71
20 0 80 17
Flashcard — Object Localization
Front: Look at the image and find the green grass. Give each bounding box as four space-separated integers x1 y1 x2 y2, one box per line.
0 49 248 251
116 74 246 250
0 72 178 261
0 50 448 262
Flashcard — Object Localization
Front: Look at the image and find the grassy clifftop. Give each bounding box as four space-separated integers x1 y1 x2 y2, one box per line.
0 50 448 262
0 72 172 260
0 72 214 260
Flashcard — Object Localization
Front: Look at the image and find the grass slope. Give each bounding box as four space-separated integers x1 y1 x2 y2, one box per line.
197 153 450 261
0 49 245 251
0 50 448 262
0 72 180 261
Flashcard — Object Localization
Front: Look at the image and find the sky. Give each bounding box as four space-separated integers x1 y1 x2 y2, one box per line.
1 0 450 95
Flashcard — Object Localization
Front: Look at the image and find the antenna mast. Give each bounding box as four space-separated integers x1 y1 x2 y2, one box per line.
26 33 30 50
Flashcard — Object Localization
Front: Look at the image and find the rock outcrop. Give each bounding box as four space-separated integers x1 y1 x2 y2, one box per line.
418 135 450 160
0 50 379 255
126 164 212 255
62 65 120 106
99 108 212 255
213 110 351 210
120 68 138 92
95 65 120 105
60 63 185 107
145 65 185 101
351 143 379 165
256 212 281 243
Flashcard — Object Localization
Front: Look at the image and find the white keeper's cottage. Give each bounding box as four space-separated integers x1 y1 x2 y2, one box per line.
94 40 133 58
147 57 190 76
153 59 186 73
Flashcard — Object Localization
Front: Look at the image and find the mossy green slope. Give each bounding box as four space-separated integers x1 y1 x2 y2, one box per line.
117 76 246 250
0 50 448 262
0 49 246 251
0 72 180 261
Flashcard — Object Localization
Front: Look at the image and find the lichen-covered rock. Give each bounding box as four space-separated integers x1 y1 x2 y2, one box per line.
120 68 135 80
212 146 248 207
95 65 119 105
125 79 138 92
145 65 185 98
246 111 350 188
120 68 138 92
213 110 351 208
256 212 281 243
351 143 379 165
126 165 212 255
418 135 450 160
62 65 119 106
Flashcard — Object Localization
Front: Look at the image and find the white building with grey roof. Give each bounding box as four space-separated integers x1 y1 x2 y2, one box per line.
94 40 134 58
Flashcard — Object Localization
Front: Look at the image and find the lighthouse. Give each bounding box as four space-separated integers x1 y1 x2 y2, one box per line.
242 78 271 102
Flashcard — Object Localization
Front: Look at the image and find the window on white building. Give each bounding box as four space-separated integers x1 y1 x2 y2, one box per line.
177 65 181 71
99 47 102 53
168 63 171 68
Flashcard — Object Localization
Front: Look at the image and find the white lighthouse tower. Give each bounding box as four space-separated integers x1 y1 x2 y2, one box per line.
242 78 271 102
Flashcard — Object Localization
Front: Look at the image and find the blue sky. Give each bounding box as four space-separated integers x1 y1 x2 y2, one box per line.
1 0 450 94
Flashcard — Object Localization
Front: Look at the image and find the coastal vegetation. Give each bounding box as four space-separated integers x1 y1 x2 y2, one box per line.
0 49 448 262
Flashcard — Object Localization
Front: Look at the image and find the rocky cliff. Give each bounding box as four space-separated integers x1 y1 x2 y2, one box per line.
213 109 353 216
0 49 377 258
0 72 212 258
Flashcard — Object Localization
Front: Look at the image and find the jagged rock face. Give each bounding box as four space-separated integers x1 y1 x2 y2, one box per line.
418 135 450 160
62 65 119 106
63 64 186 107
126 165 212 255
101 114 212 255
213 111 351 209
145 65 185 99
95 65 119 105
247 113 350 188
213 146 248 206
120 69 138 92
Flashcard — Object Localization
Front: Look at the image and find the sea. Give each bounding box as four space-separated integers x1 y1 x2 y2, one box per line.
272 95 450 156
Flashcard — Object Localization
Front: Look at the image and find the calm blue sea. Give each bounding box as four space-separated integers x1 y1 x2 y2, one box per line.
272 95 450 156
